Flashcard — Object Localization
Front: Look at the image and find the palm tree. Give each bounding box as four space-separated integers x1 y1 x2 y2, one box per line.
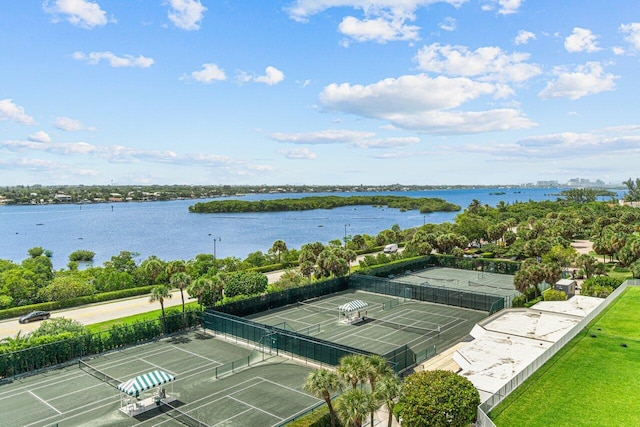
337 354 369 390
365 355 394 426
166 260 186 278
150 285 171 332
144 259 164 285
302 368 342 427
170 271 192 321
270 239 288 263
337 388 377 427
375 374 401 427
187 277 212 310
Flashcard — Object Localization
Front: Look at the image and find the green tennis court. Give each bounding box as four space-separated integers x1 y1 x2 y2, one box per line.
392 266 518 301
0 331 320 427
248 289 487 359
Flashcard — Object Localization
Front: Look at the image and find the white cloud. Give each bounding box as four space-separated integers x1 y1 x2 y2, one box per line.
612 46 625 55
564 27 601 53
167 0 207 31
319 74 535 134
438 17 456 32
72 51 154 68
414 43 541 83
28 131 51 143
514 30 535 45
271 130 420 149
0 138 266 170
338 15 420 43
2 140 97 155
620 23 640 50
352 136 420 148
463 128 640 160
43 0 108 29
285 0 467 22
321 74 496 114
185 63 227 83
277 147 317 159
0 99 37 125
271 129 375 144
254 66 285 85
481 0 524 15
54 116 94 131
285 1 467 43
539 62 617 100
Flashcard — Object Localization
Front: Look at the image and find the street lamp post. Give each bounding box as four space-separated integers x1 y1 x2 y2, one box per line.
208 234 221 259
344 223 350 247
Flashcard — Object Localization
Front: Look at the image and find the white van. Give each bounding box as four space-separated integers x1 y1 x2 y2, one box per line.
383 243 398 253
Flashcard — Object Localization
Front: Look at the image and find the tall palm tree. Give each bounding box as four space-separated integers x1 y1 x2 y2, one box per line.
302 368 342 427
365 355 394 426
166 260 186 278
375 374 401 427
270 239 288 263
170 271 192 321
144 259 164 285
187 277 211 310
150 285 171 332
337 354 369 390
337 388 377 427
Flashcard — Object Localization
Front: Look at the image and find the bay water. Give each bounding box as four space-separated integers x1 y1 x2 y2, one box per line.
0 188 621 269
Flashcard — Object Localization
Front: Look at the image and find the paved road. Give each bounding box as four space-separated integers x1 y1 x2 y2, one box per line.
0 250 391 340
0 290 187 340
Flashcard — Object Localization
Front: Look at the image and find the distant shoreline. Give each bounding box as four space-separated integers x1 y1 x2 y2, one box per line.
0 183 625 206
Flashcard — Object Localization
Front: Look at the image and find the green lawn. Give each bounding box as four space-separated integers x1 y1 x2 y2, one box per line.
85 301 200 333
490 286 640 427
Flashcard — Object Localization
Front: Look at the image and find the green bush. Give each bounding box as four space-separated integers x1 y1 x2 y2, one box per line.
481 252 495 258
524 297 543 307
512 295 527 307
543 289 567 301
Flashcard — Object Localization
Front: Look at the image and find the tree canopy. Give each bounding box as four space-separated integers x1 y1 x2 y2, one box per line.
398 370 480 427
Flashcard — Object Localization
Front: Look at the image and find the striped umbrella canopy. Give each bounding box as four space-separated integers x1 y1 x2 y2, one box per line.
338 300 369 312
117 370 175 397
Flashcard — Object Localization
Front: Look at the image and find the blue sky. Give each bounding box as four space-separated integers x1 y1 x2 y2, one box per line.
1 0 639 186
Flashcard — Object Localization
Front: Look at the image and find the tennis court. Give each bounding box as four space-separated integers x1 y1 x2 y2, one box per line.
248 289 487 360
0 331 320 427
391 266 518 302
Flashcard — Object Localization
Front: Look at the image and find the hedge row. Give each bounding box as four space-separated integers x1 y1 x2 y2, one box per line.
0 309 200 380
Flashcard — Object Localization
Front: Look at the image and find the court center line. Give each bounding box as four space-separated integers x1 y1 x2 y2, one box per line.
138 357 175 374
170 344 223 363
211 408 254 426
257 376 319 399
28 390 62 414
227 395 283 420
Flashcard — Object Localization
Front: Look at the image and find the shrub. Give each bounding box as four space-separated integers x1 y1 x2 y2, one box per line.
524 297 543 307
512 295 527 307
543 289 567 301
69 249 96 262
398 370 479 427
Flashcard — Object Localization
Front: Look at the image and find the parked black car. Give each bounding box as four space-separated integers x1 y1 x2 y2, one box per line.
18 311 50 324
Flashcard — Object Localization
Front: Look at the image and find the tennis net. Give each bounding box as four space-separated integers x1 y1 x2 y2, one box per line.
297 301 336 316
161 401 211 427
370 317 437 337
79 360 120 389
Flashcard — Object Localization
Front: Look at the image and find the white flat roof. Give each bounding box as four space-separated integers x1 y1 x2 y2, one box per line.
454 295 604 401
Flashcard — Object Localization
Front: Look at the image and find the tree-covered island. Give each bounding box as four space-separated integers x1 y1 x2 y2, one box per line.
189 195 461 214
